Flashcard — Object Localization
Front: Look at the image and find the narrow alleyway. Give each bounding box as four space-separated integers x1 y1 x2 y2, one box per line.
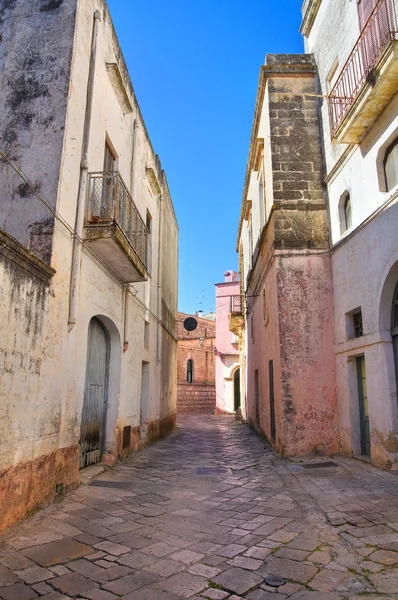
2 415 398 599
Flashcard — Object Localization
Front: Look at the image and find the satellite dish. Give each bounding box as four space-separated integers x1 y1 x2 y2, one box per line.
184 317 198 332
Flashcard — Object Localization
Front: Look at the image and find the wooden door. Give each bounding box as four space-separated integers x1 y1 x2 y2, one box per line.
269 360 276 442
80 318 109 468
254 369 260 425
356 356 371 457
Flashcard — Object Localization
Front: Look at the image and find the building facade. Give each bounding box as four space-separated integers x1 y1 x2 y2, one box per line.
215 271 242 414
237 0 398 468
176 312 216 412
302 0 398 468
0 0 178 531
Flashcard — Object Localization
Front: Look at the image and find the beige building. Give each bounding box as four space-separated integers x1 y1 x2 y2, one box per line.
0 0 178 531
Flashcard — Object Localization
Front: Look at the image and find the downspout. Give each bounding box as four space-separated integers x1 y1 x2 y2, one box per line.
68 10 101 331
123 120 139 351
156 192 163 364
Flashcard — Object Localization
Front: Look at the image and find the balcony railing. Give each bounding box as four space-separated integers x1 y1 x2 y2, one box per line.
86 171 148 270
230 295 242 315
329 0 398 137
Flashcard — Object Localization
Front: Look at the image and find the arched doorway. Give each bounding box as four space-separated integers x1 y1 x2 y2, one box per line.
234 368 241 411
393 282 398 392
80 317 110 468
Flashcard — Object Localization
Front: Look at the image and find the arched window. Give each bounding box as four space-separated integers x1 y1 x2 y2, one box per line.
393 283 398 392
187 359 193 384
339 192 352 234
384 138 398 191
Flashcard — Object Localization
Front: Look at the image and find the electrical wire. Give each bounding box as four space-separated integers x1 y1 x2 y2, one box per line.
0 150 177 337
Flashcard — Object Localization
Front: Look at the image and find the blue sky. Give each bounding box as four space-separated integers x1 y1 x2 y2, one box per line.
107 0 304 315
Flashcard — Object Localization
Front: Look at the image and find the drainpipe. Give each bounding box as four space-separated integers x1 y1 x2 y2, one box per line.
156 192 163 364
68 10 101 331
122 120 139 350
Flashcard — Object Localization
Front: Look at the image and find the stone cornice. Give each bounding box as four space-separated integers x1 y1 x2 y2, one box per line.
0 228 56 282
300 0 322 37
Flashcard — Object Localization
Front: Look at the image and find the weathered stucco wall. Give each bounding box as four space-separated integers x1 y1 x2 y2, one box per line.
0 0 77 262
0 230 79 532
332 200 398 468
0 0 178 530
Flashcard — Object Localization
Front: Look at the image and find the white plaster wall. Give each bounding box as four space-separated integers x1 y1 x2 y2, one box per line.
302 0 398 465
0 0 178 473
332 199 398 462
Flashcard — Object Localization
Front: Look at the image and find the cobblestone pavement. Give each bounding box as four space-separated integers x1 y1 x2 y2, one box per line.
2 415 398 600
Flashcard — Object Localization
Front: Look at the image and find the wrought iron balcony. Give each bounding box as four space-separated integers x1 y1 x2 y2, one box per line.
229 295 244 335
329 0 398 143
83 171 148 283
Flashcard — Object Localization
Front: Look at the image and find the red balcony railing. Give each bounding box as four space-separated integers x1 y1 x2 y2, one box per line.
230 295 242 315
328 0 398 137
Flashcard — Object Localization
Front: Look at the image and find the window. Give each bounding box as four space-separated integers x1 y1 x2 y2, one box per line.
384 138 398 191
339 192 352 234
187 359 193 384
262 287 269 325
345 307 364 340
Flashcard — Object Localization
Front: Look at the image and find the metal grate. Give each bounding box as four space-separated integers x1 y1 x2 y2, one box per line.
86 171 148 270
354 311 364 338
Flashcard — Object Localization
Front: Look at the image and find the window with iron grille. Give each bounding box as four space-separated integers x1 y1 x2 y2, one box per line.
354 311 364 338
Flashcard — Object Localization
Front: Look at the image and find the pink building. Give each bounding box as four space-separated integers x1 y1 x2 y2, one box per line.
215 271 241 413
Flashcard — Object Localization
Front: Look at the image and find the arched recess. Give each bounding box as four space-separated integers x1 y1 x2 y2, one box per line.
80 315 121 468
379 260 398 332
187 359 193 383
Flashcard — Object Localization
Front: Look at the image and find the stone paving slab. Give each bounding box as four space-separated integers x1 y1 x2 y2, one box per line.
2 415 398 599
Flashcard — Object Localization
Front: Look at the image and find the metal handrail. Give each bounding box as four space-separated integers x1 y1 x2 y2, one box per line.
230 295 242 315
328 0 398 137
86 171 148 269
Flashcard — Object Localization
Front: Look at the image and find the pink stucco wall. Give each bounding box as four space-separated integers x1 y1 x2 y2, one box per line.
246 255 339 456
215 272 240 413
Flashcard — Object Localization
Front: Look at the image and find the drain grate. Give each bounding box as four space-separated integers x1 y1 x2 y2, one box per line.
89 480 131 489
196 467 230 475
301 461 338 469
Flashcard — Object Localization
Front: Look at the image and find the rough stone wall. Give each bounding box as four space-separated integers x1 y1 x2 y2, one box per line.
177 383 216 413
265 55 329 251
0 0 77 262
177 312 216 412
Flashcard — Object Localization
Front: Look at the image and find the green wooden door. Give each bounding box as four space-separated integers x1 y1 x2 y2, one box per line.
356 356 370 457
